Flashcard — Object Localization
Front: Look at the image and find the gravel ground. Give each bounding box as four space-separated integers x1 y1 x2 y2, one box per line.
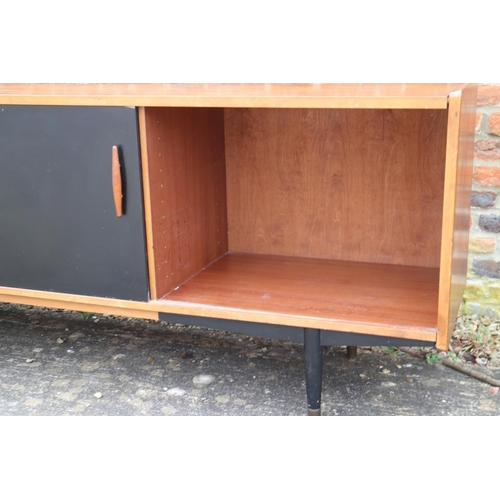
1 302 499 416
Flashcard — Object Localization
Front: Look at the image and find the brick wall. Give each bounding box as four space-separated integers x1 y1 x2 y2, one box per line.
463 84 500 316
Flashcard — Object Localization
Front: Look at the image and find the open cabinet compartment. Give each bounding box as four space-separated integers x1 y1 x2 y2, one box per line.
142 106 449 341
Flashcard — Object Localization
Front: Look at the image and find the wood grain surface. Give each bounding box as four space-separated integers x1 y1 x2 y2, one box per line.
0 83 468 108
137 107 157 299
143 107 228 298
111 145 122 217
161 253 439 340
437 85 477 350
0 288 158 320
225 108 448 267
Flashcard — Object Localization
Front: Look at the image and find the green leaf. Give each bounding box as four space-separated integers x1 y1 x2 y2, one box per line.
426 352 439 364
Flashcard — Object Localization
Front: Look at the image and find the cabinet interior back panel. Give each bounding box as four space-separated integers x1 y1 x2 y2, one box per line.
144 107 228 297
225 108 448 268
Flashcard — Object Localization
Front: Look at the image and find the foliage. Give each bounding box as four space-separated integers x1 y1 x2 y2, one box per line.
425 352 439 364
80 311 93 322
381 346 402 355
451 314 500 366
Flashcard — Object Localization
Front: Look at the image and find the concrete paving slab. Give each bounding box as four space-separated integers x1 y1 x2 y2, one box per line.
1 302 499 416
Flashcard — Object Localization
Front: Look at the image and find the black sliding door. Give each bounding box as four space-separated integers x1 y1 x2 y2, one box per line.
0 106 149 301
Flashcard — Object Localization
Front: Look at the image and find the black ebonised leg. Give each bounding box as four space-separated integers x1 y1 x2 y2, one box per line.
347 346 358 360
304 328 323 416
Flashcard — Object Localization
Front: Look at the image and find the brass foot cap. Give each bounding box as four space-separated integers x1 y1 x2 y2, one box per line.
307 408 321 416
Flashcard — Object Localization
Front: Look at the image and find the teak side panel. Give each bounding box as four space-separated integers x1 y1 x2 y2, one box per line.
225 108 448 267
143 108 228 298
161 253 439 340
437 85 477 350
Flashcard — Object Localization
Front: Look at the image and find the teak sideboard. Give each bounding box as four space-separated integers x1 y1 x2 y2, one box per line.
0 84 477 415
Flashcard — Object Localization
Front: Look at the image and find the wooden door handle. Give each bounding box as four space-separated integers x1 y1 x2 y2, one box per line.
111 145 123 217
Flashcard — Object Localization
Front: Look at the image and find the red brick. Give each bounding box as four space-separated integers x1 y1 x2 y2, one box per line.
469 238 495 253
477 85 500 106
475 140 500 161
489 113 500 136
474 167 500 186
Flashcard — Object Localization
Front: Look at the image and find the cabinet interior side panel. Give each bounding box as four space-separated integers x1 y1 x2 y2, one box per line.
225 108 448 267
144 107 228 297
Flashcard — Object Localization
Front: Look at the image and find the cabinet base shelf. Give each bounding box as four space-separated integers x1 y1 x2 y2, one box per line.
158 252 439 341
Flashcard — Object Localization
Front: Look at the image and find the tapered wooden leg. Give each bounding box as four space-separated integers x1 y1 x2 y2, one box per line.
304 328 323 416
347 346 358 361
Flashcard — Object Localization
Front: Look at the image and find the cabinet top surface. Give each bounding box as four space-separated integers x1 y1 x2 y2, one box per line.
0 83 470 108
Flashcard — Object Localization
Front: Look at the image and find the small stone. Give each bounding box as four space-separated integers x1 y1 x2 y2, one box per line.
135 389 155 399
358 373 367 379
489 387 499 394
380 368 391 374
26 359 35 363
161 406 177 416
24 398 44 407
166 387 186 396
193 374 215 387
94 392 102 399
406 378 414 383
56 338 65 344
94 319 99 323
396 365 402 369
